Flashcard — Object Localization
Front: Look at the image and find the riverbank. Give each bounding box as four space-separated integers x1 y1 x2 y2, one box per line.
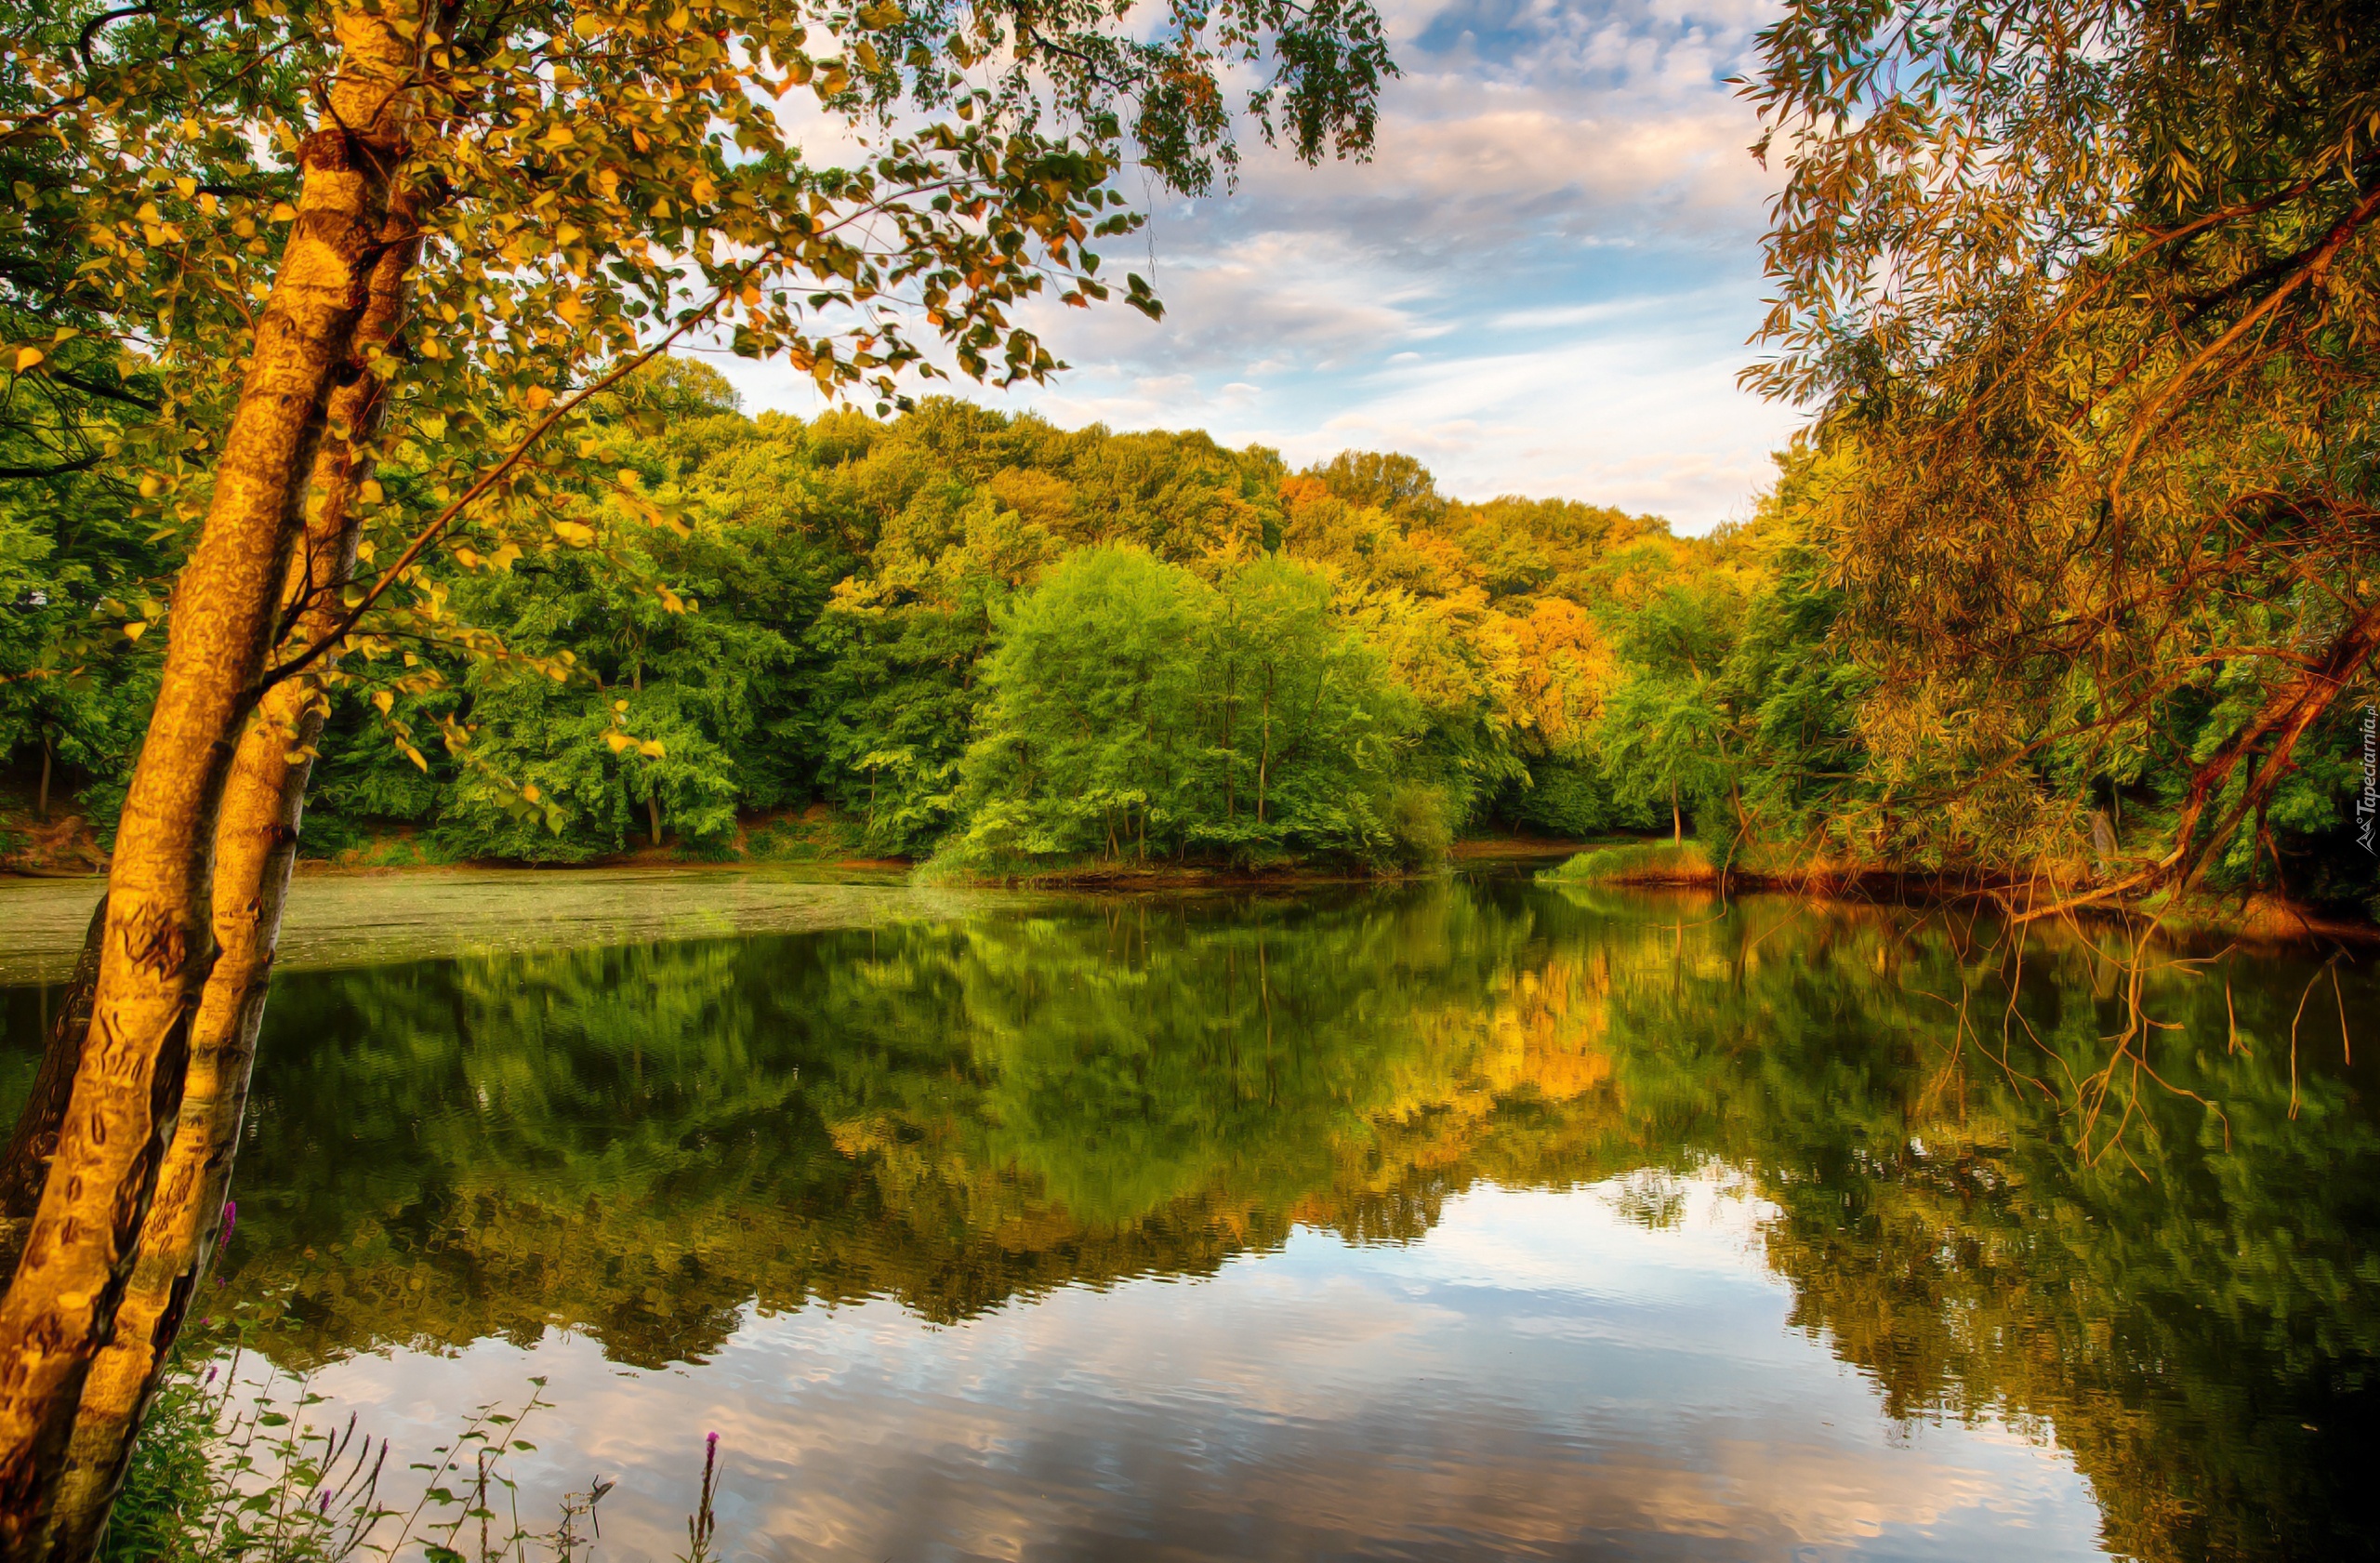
2 789 1590 892
912 834 1588 891
0 868 1029 987
1540 841 2380 947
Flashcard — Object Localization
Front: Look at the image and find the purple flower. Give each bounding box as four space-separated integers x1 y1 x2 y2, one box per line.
202 1366 218 1386
219 1200 237 1245
707 1431 719 1450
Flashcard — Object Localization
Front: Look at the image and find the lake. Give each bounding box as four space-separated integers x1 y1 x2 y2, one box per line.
2 868 2375 1561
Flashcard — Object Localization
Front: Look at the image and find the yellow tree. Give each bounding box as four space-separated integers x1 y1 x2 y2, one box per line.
1743 0 2380 907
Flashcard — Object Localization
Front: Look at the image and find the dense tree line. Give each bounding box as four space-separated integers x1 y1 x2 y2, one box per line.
9 360 2378 912
4 363 1672 870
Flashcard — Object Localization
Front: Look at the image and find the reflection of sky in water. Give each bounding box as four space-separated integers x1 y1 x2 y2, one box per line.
298 1175 2109 1561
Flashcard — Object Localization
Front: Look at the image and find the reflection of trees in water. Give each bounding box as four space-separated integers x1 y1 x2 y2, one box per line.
203 883 2379 1562
1570 894 2380 1562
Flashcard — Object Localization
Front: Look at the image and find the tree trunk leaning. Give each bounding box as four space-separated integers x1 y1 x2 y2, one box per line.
34 170 433 1557
0 9 422 1550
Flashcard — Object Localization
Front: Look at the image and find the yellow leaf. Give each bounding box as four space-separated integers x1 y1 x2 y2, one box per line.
490 543 522 572
373 690 394 714
403 744 429 772
524 385 554 411
124 620 149 642
358 478 383 502
355 540 376 563
637 739 667 759
271 202 297 222
13 346 43 372
522 783 543 802
603 732 632 753
551 520 596 547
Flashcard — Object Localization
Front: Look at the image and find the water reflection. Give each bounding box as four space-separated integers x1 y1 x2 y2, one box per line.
3 877 2375 1560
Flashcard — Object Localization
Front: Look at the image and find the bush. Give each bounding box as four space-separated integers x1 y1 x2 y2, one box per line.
1381 781 1454 868
102 1375 217 1563
1539 841 1717 885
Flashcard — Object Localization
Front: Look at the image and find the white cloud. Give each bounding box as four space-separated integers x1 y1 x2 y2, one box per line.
711 0 1805 531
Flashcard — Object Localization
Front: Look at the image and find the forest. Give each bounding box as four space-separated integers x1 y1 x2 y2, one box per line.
8 362 2375 917
6 0 2380 1553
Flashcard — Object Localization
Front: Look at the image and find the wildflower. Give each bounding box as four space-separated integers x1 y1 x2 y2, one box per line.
219 1199 237 1245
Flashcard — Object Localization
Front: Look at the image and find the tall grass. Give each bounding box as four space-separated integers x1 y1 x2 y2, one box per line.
102 1355 718 1563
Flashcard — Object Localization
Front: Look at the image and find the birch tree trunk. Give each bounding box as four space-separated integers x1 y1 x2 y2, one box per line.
0 10 424 1550
33 172 432 1557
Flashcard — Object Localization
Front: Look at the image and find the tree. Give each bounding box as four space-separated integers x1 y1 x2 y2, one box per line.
950 548 1425 868
0 0 1395 1546
1593 575 1747 844
1744 0 2380 908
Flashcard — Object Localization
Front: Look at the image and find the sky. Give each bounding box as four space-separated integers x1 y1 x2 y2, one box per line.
709 0 1804 533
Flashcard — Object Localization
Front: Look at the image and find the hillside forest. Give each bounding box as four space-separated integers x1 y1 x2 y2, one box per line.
5 362 2374 917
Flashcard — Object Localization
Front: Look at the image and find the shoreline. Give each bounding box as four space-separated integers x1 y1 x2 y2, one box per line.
1550 852 2380 949
8 834 2370 948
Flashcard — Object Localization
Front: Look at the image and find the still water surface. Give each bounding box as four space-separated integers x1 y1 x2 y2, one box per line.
3 870 2376 1561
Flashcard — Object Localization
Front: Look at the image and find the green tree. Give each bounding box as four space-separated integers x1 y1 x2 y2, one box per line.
950 549 1425 868
1593 572 1747 843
